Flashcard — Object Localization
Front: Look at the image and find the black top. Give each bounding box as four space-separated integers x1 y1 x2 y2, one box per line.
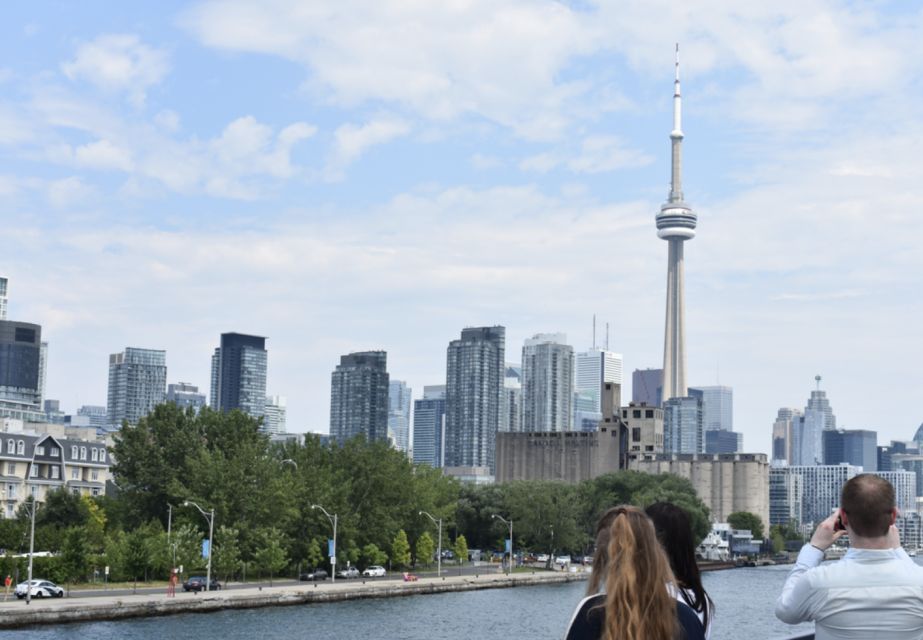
564 594 706 640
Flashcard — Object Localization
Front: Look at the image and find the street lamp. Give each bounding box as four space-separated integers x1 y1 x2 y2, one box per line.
491 514 513 576
184 500 215 592
311 504 337 583
24 498 39 605
419 511 443 578
280 459 298 469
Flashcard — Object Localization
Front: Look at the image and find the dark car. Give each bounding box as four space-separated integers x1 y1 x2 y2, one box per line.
299 568 328 581
182 576 221 592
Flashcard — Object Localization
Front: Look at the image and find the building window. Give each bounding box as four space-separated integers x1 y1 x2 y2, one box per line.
29 465 38 478
50 447 59 457
72 489 80 496
6 463 14 475
7 484 16 499
80 447 87 461
71 446 78 459
6 504 13 516
91 470 99 481
30 486 38 498
51 466 60 480
71 468 79 480
35 445 45 456
645 410 654 418
91 488 100 497
17 441 24 455
91 449 98 462
632 410 642 419
99 450 106 462
8 440 15 455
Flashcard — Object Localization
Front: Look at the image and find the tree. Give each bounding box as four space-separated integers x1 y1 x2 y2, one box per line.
728 511 765 539
213 526 242 582
59 527 89 583
360 542 387 568
306 538 325 569
454 534 469 565
391 529 411 569
253 528 289 584
415 531 435 568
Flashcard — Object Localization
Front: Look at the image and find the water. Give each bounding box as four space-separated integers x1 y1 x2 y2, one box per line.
0 567 814 640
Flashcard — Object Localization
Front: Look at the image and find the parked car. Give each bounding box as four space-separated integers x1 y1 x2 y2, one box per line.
555 555 571 567
336 566 360 579
440 549 455 560
182 576 221 592
536 554 550 563
362 565 386 577
14 579 64 599
299 568 328 581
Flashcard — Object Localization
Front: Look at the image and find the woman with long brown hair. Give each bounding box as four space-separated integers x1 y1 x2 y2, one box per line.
565 506 705 640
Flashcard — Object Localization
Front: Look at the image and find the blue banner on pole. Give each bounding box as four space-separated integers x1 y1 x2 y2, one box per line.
328 539 335 557
505 539 511 553
202 539 210 559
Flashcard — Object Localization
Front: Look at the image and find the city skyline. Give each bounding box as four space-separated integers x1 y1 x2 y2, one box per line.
2 3 922 454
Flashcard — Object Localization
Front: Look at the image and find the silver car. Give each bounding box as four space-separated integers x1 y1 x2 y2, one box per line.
15 579 64 599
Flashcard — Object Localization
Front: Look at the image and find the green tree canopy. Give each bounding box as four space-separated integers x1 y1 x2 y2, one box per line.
728 511 765 539
415 531 435 567
391 529 411 569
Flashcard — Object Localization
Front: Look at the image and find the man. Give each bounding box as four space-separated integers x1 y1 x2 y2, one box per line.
776 474 923 639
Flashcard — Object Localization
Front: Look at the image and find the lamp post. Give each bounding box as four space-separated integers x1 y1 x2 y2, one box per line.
184 500 215 592
549 525 554 569
311 504 337 583
25 498 38 605
492 514 513 576
419 511 443 578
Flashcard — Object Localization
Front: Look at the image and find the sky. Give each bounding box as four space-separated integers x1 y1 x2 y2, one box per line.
2 1 922 455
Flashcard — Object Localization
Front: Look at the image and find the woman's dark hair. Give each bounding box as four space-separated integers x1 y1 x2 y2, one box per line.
645 502 712 631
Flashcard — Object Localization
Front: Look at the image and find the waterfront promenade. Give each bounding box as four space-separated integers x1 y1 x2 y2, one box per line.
0 570 587 629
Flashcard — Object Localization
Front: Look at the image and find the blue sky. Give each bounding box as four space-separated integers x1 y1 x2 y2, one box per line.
2 1 922 453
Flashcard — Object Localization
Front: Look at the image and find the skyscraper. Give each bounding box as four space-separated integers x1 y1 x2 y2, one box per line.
657 46 697 404
688 385 732 431
166 382 206 413
107 347 167 427
797 376 837 466
210 333 267 419
521 333 574 432
444 326 505 473
500 365 522 432
772 407 802 464
0 276 7 320
263 395 287 435
663 395 703 454
0 321 44 422
388 380 412 452
575 348 623 412
823 429 877 471
329 351 389 442
413 385 447 468
632 368 663 408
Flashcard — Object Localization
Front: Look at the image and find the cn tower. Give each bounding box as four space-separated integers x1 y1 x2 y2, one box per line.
657 44 696 403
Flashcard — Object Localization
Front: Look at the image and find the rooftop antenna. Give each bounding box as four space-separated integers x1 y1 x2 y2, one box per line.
605 322 610 351
815 374 822 390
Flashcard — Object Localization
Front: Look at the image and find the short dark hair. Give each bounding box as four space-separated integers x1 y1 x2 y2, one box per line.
841 474 895 537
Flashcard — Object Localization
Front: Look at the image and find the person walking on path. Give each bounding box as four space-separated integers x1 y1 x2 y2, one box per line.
776 474 923 639
3 575 10 601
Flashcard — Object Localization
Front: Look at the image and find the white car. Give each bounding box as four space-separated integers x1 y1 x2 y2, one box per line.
15 579 64 599
555 555 571 566
362 565 386 577
536 554 550 562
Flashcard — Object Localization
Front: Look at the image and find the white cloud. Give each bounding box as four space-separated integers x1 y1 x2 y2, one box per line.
47 176 94 208
62 34 170 107
74 139 134 171
326 117 410 179
154 109 180 133
520 136 652 174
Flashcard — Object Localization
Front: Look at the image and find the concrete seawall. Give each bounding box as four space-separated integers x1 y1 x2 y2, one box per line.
0 571 588 629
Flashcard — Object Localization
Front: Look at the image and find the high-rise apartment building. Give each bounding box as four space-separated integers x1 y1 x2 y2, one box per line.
263 395 287 435
632 368 662 408
521 334 574 432
500 365 521 432
107 347 167 427
76 405 108 429
663 396 703 454
388 380 412 452
705 430 743 454
688 386 732 431
412 385 446 467
444 326 504 473
329 351 389 443
210 333 267 419
823 429 877 471
166 382 207 413
769 464 860 527
0 276 7 320
0 321 44 422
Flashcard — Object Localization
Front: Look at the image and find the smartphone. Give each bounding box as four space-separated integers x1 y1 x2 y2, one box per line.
834 515 846 532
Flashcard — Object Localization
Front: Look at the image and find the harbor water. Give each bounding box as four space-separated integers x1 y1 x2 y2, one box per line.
0 565 814 640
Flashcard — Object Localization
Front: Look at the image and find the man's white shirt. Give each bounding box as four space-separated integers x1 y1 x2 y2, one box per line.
776 544 923 639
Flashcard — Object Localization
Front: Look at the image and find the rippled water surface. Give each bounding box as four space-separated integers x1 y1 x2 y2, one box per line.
0 566 815 640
